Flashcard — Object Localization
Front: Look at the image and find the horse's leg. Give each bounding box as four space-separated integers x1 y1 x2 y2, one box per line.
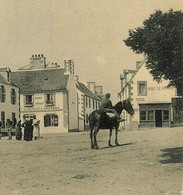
108 129 113 147
115 127 120 146
90 128 94 149
93 126 99 149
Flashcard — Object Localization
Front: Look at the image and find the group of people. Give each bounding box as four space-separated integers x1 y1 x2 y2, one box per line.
0 117 40 141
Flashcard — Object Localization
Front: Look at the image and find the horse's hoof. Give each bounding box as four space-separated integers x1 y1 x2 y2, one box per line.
91 145 94 149
108 143 113 147
94 145 99 149
115 143 120 146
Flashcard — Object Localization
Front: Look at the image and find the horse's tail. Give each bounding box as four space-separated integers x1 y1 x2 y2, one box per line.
89 111 95 130
89 110 101 130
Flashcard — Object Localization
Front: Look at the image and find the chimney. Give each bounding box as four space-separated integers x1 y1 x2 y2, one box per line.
0 67 11 82
136 61 143 70
29 54 46 69
87 81 95 93
64 59 75 75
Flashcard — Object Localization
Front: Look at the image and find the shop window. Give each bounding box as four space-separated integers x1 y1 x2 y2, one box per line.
25 95 33 107
137 81 147 96
44 114 58 127
1 111 5 128
140 111 146 120
45 94 54 106
11 88 16 104
163 110 169 120
0 85 6 103
147 111 154 120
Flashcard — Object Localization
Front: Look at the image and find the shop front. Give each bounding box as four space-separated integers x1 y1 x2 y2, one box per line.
139 103 171 128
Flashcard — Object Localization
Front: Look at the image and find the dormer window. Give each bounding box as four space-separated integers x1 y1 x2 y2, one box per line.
45 94 54 106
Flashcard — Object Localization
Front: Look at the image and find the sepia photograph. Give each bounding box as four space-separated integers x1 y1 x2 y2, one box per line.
0 0 183 194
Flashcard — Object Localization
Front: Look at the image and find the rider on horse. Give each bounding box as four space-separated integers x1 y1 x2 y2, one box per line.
99 93 124 122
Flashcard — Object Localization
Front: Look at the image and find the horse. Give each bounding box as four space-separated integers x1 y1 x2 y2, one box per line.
89 99 134 149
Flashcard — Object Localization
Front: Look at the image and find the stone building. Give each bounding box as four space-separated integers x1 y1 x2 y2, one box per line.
10 55 78 133
118 61 178 130
0 67 20 132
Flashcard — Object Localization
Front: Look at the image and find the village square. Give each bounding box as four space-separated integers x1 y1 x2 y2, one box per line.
0 0 183 195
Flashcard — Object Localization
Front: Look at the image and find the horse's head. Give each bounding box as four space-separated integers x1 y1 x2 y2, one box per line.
121 98 134 115
114 98 134 115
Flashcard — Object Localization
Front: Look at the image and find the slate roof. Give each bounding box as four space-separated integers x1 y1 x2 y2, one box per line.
0 73 18 88
76 81 101 101
0 74 10 85
10 69 69 93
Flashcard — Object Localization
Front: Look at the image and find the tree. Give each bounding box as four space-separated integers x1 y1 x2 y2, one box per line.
124 9 183 95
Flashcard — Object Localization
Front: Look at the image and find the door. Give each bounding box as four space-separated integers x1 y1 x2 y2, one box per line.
155 110 162 127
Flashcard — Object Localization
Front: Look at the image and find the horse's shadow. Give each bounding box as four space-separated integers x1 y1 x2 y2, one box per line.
100 142 136 150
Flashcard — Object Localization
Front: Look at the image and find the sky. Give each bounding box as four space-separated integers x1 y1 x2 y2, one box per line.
0 0 183 102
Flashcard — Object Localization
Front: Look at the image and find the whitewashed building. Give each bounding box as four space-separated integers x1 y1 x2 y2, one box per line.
119 61 177 130
76 78 102 130
0 67 20 132
10 55 78 133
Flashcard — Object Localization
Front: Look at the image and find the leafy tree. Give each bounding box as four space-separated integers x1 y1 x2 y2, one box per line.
124 9 183 95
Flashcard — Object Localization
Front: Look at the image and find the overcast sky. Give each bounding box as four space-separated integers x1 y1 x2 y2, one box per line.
0 0 183 102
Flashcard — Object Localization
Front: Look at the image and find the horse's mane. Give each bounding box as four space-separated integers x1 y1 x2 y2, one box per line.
113 101 123 114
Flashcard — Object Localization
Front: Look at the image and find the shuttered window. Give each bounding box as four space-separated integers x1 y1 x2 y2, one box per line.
44 115 58 127
0 85 6 103
11 88 16 104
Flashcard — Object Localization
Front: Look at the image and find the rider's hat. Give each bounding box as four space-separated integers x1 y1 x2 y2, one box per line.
105 93 111 98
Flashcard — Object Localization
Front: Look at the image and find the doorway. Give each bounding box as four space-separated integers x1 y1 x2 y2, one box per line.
155 110 162 127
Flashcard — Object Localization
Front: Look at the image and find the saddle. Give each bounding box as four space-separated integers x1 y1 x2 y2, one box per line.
105 112 116 119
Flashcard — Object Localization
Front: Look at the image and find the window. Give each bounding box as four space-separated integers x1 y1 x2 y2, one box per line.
98 102 100 109
93 100 95 109
140 111 146 120
0 85 6 102
147 111 154 120
163 110 169 120
89 98 91 108
25 95 33 107
96 101 98 110
11 88 16 104
1 111 5 128
45 94 54 106
44 114 58 127
86 97 88 107
137 81 147 96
